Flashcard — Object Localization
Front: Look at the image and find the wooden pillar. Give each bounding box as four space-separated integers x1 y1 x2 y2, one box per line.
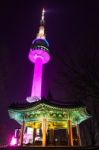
68 120 73 146
49 128 54 145
76 124 81 146
20 120 24 146
33 128 36 144
42 118 47 147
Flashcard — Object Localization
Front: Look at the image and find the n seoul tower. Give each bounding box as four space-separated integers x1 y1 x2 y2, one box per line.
27 9 50 103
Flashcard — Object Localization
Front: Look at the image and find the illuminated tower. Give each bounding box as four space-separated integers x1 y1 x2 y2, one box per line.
27 9 50 103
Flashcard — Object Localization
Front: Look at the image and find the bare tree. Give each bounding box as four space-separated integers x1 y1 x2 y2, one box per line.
53 46 99 145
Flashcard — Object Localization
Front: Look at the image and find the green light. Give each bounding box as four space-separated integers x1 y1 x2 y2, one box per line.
8 102 91 126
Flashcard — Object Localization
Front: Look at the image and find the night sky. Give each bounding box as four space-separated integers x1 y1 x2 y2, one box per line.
0 0 99 145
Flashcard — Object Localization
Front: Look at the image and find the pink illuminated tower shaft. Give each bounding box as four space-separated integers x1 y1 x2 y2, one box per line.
31 57 43 98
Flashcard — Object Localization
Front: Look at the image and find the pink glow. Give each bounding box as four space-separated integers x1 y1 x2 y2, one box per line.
29 49 50 64
28 45 50 102
31 57 43 99
10 136 17 146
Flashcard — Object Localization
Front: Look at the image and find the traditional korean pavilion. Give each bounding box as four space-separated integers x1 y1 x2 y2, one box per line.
8 98 90 146
8 9 90 147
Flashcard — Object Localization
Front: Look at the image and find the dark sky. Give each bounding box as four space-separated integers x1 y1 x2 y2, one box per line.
0 0 99 144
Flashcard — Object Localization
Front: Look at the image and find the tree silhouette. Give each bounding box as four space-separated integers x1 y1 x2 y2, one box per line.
53 46 99 145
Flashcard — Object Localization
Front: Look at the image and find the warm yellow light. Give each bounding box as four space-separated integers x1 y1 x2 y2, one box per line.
37 26 45 39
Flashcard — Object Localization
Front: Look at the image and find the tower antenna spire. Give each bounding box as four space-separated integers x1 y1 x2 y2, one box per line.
41 8 45 25
37 8 46 39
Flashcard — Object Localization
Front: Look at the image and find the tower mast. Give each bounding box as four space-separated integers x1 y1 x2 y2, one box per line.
37 8 45 39
27 9 50 103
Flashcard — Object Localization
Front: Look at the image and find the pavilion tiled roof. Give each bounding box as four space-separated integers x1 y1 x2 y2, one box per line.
9 97 85 110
